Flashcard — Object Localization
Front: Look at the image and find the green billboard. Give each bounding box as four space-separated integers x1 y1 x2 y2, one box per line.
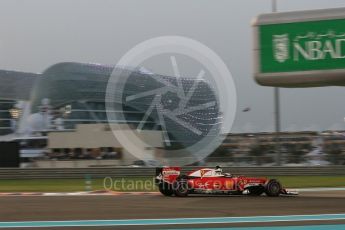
261 19 345 73
253 7 345 87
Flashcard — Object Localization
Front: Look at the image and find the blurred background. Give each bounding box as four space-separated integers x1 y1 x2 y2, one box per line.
0 0 345 168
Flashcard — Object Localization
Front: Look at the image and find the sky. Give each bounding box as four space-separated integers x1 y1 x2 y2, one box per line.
1 0 345 133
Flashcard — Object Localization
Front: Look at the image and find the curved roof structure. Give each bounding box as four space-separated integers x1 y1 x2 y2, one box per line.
0 62 221 152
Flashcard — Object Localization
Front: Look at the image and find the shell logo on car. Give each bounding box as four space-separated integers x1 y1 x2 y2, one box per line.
225 180 234 189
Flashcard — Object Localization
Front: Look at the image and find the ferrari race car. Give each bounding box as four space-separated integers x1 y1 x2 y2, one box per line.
155 166 298 197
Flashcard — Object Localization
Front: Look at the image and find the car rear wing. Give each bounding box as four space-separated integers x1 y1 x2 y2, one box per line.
155 167 181 184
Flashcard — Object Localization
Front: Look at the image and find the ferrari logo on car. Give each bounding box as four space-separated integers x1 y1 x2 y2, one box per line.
200 169 210 177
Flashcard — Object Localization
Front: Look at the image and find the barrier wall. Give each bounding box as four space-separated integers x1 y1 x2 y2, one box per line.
0 166 344 179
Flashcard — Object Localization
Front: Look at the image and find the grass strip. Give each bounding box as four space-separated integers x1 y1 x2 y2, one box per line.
0 176 343 192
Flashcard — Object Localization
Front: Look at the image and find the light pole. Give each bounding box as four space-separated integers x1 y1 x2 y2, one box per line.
272 0 282 166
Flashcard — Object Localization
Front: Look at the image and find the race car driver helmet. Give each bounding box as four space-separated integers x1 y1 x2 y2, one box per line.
215 165 222 174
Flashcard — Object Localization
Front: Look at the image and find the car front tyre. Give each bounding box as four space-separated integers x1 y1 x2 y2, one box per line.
265 179 282 197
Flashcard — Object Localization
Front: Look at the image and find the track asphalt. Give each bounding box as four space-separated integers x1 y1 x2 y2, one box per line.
0 190 344 229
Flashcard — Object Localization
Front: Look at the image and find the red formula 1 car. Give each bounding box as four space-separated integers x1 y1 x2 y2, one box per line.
155 166 297 197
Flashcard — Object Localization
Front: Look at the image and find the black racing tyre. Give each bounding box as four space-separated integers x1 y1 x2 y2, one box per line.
173 179 189 197
248 186 265 196
265 179 282 197
158 183 174 196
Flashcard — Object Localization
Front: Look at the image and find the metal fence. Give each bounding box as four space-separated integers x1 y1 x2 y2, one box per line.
0 166 344 179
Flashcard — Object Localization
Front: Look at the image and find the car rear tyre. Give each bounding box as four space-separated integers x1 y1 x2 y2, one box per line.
173 179 189 197
158 183 174 196
265 179 282 197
